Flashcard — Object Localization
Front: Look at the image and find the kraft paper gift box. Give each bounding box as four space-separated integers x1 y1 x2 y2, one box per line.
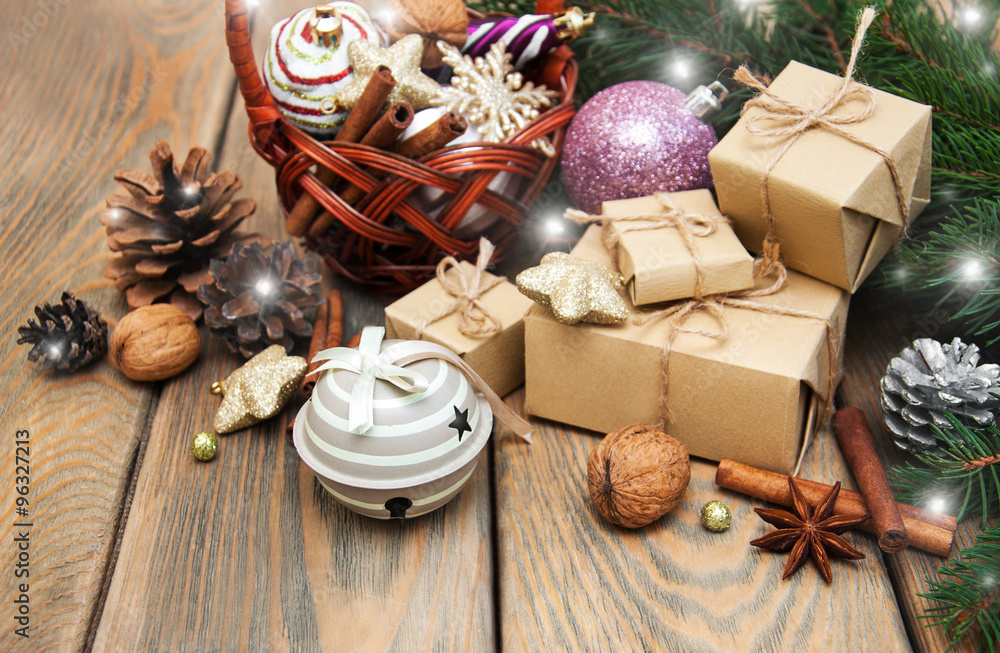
524 225 850 474
601 190 755 305
385 260 533 398
708 60 932 293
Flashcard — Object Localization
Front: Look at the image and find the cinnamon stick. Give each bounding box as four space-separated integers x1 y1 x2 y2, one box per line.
308 102 415 237
715 459 954 557
392 112 468 159
286 66 396 236
288 319 356 442
301 290 343 398
833 407 909 553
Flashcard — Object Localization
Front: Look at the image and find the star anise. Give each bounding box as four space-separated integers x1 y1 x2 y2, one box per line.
750 477 869 583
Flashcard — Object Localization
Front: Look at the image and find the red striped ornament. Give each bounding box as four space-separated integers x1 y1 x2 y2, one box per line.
262 2 386 135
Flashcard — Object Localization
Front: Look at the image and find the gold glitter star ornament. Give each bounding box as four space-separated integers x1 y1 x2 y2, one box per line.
211 345 308 434
335 34 441 112
516 252 629 325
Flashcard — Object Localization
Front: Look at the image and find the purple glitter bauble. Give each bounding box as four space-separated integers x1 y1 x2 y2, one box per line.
560 81 717 213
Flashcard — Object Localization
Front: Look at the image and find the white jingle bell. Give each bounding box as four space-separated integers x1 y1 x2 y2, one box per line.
263 2 386 135
293 326 531 519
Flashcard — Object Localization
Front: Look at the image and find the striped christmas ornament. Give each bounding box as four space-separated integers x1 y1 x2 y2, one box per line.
463 7 594 70
293 327 532 519
262 2 386 135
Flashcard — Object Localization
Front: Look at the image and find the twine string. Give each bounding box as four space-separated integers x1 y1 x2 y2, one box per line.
732 6 909 246
415 237 505 339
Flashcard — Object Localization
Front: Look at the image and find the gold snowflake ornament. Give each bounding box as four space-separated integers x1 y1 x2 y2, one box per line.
433 41 559 157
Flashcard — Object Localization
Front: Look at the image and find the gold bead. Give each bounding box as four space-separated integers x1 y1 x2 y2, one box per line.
700 500 733 532
191 432 218 462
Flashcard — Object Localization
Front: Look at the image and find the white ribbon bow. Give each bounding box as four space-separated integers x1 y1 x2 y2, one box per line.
309 326 533 442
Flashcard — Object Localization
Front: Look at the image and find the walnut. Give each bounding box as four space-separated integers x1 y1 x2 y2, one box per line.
376 0 469 69
110 304 200 381
587 424 691 529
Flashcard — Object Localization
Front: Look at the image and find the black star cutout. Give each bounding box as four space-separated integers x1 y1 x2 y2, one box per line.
449 406 472 441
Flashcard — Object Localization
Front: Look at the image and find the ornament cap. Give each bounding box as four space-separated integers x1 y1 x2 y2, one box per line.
554 7 595 42
310 5 343 48
685 81 728 121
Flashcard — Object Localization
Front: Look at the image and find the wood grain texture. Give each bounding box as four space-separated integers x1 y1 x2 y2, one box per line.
494 369 912 650
0 1 238 650
94 2 494 650
837 283 987 653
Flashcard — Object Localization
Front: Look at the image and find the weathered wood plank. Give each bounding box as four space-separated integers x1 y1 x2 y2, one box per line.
838 282 986 653
93 2 495 649
495 324 913 650
0 1 241 650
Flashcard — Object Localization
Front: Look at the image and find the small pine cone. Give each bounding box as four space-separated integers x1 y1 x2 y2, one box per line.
100 140 271 321
17 293 108 372
881 337 1000 456
198 242 324 358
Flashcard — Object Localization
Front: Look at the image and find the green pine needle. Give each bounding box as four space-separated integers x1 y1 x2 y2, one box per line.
890 416 1000 529
919 524 1000 653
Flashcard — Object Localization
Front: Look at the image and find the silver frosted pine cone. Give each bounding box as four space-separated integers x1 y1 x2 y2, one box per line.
881 337 1000 456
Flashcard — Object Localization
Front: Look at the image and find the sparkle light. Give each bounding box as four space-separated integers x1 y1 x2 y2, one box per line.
963 259 983 280
255 278 274 297
48 343 62 358
671 58 691 80
544 216 565 236
183 185 198 196
961 6 983 28
928 496 948 514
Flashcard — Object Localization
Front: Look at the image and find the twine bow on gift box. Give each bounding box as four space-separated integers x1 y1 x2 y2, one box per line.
565 193 735 302
415 238 505 339
309 326 532 442
733 6 910 246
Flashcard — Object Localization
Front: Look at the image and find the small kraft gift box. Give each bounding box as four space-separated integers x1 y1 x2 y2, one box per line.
385 239 533 398
524 225 850 474
708 25 931 293
595 190 755 305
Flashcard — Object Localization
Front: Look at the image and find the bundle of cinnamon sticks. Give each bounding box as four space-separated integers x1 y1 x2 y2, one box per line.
285 66 467 238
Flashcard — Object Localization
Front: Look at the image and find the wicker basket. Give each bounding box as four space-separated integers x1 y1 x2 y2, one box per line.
224 0 578 292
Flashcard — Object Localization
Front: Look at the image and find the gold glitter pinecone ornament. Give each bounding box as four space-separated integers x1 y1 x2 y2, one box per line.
198 242 324 358
100 140 270 321
16 292 108 372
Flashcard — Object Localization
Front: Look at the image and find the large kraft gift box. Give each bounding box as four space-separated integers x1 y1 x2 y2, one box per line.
708 60 932 292
524 225 850 473
601 190 755 305
385 260 533 398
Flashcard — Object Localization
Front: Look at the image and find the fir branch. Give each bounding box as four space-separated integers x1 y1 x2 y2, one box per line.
890 416 1000 528
919 524 1000 653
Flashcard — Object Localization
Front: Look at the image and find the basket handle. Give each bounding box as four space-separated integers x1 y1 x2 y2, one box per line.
225 0 283 142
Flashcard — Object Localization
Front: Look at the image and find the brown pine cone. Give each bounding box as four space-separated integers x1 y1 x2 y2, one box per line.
100 140 270 321
16 292 108 372
198 242 324 358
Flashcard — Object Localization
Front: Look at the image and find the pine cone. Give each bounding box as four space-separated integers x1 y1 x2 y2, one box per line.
17 292 108 372
881 337 1000 455
100 140 271 321
198 242 323 358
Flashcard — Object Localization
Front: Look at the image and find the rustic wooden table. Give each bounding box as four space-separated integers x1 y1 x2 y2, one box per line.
0 1 990 651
